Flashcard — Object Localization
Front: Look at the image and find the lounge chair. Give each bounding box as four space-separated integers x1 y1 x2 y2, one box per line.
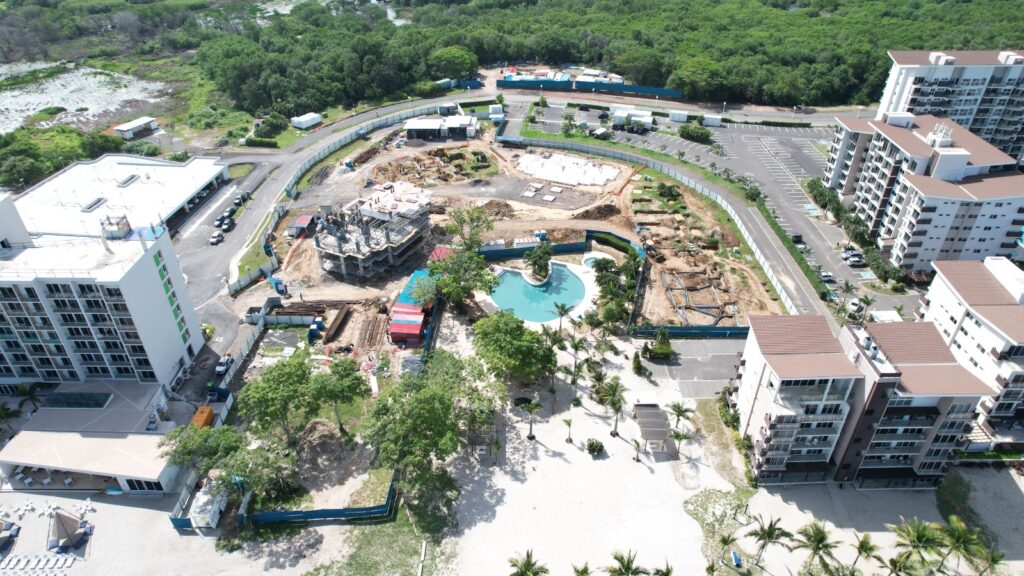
62 478 72 487
42 477 53 487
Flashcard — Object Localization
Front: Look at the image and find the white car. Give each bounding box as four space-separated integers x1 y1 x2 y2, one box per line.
819 271 835 282
849 300 865 314
209 232 225 245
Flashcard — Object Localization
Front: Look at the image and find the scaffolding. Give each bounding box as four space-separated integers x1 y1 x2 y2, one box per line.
315 182 432 279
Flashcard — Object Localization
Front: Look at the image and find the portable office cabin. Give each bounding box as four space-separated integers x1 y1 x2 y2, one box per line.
113 117 158 140
669 110 689 122
290 113 322 129
702 115 722 127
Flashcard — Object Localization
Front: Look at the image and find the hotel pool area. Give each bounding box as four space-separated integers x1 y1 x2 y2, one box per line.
490 263 586 323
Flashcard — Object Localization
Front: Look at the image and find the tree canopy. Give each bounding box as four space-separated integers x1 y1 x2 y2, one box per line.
473 311 557 384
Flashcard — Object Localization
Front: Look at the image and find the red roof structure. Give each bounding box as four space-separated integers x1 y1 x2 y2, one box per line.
429 246 454 261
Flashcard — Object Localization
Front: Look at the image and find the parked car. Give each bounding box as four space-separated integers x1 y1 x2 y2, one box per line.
849 300 865 314
214 215 225 227
842 245 858 254
791 233 804 244
841 251 862 261
819 271 835 282
848 258 867 268
221 218 235 232
233 195 245 206
214 355 234 375
223 206 237 218
209 231 224 245
794 242 809 252
598 111 610 120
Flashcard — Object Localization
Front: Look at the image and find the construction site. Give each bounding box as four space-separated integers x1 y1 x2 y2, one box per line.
372 146 498 186
313 181 433 280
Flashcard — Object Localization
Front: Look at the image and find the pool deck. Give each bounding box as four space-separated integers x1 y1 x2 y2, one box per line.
477 257 600 331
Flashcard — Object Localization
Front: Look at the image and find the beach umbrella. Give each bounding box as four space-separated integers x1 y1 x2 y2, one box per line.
48 509 85 550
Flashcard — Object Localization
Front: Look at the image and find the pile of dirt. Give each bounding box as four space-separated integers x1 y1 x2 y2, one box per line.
295 419 347 488
481 199 514 219
573 203 620 220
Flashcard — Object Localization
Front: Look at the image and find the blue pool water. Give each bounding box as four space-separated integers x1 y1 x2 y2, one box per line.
490 263 585 322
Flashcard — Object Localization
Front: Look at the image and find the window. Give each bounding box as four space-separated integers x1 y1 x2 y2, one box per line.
821 404 842 415
125 479 163 492
803 405 818 415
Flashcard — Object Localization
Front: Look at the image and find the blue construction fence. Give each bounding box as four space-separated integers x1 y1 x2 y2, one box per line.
238 472 397 525
479 241 588 261
631 325 749 339
496 78 682 100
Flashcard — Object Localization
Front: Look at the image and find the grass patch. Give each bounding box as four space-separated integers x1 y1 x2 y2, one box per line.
812 141 830 157
862 281 906 296
305 503 434 576
957 449 1024 461
0 65 67 91
228 163 254 180
695 398 747 489
238 241 273 278
297 137 371 191
347 468 393 508
24 106 66 124
252 482 312 512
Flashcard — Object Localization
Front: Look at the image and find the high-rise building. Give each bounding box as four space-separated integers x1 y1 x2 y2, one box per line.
876 50 1024 162
823 112 1024 272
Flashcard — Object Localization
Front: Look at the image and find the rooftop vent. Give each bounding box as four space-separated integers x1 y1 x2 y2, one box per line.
928 52 956 66
998 51 1024 66
80 197 107 213
117 174 139 188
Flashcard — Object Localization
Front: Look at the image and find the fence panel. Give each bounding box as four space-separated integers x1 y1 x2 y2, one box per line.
496 79 574 91
240 473 397 525
572 81 681 100
632 326 749 339
497 136 797 314
478 241 589 261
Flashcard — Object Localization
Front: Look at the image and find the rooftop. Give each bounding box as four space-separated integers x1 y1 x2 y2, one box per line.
835 116 874 133
898 364 995 396
0 233 152 281
15 154 225 237
0 429 169 481
932 258 1024 342
864 322 956 365
869 114 1015 166
748 315 841 355
113 116 157 132
902 171 1024 201
24 380 170 435
763 353 861 379
888 50 1024 67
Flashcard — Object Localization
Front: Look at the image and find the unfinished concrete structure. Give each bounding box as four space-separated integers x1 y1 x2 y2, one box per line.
314 182 432 279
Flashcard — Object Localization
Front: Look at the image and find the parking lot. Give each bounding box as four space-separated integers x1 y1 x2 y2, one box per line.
640 339 745 398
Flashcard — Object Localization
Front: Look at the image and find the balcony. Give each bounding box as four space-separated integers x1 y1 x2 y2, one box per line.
867 445 920 456
756 460 786 471
787 454 829 463
859 459 914 469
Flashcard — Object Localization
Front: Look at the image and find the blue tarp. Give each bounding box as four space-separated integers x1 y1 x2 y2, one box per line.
397 269 430 305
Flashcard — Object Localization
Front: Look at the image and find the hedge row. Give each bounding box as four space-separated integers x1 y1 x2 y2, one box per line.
722 118 813 128
244 137 279 148
591 232 640 258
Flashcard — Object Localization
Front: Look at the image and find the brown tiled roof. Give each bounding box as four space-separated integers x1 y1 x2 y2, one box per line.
871 121 934 157
869 115 1015 166
748 315 839 355
973 306 1024 342
864 322 955 365
888 50 1024 67
932 261 1017 306
898 364 996 396
902 172 1024 201
763 353 861 379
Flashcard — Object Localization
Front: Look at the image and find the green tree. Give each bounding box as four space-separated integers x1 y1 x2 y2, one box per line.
561 119 573 136
670 430 692 457
889 517 941 566
427 251 498 307
160 424 244 475
970 544 1006 575
876 551 916 576
444 206 493 251
936 515 980 573
858 294 877 321
572 563 592 576
553 302 573 333
523 400 541 441
651 563 673 576
563 418 573 443
791 521 839 575
0 404 21 434
508 550 549 576
605 550 650 576
14 383 43 411
308 358 371 435
495 93 505 105
667 402 694 429
428 45 479 80
523 240 553 280
612 45 668 86
473 311 556 384
850 532 879 571
410 275 438 307
538 95 548 108
0 156 45 188
238 356 312 445
217 442 296 498
748 515 792 565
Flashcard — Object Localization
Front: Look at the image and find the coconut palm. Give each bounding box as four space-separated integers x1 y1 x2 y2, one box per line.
595 376 625 406
718 531 738 554
540 325 563 351
651 563 673 576
667 402 694 429
838 280 856 313
15 383 43 411
971 544 1006 575
889 517 941 566
894 303 905 319
850 532 879 571
522 400 542 441
748 515 792 565
573 563 593 576
589 365 607 394
508 550 549 576
553 302 573 333
0 404 21 434
563 418 573 444
609 394 625 437
859 294 877 321
605 550 650 576
936 515 981 573
671 429 693 459
876 551 916 576
632 438 643 462
791 521 839 575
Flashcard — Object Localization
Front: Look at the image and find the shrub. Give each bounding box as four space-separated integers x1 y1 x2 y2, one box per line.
632 351 643 376
122 141 160 157
169 151 190 162
646 329 674 360
586 438 605 457
243 137 279 148
254 113 288 138
677 123 713 144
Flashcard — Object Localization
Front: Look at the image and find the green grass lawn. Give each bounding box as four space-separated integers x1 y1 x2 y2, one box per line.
812 141 830 158
228 163 254 180
238 239 273 278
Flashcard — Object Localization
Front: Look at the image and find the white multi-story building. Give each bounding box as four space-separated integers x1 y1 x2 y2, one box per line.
876 50 1024 161
0 194 201 387
735 315 863 485
922 257 1024 449
823 112 1024 272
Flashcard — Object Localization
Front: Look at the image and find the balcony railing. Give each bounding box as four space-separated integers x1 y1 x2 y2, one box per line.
787 454 829 463
860 459 913 469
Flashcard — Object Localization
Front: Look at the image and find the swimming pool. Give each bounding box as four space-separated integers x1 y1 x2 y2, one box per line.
490 263 585 323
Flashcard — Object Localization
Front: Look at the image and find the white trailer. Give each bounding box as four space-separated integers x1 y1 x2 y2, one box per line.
188 481 228 529
669 110 689 122
290 112 322 129
702 114 722 127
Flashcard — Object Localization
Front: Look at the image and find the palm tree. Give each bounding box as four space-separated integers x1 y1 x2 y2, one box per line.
971 544 1006 575
15 383 43 411
667 402 694 429
553 302 573 333
508 550 549 576
540 325 563 352
936 515 981 573
651 563 673 576
889 517 941 566
894 303 905 319
717 531 738 554
569 335 587 386
523 401 542 441
569 316 583 335
876 551 916 576
837 280 856 313
589 365 607 395
850 532 878 571
609 394 625 437
563 418 573 444
791 521 839 575
748 515 792 565
573 563 593 576
605 550 650 576
670 430 693 459
632 439 642 462
0 404 21 434
595 375 624 406
859 294 877 321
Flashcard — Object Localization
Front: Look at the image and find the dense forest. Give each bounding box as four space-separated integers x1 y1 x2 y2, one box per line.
3 0 1024 114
